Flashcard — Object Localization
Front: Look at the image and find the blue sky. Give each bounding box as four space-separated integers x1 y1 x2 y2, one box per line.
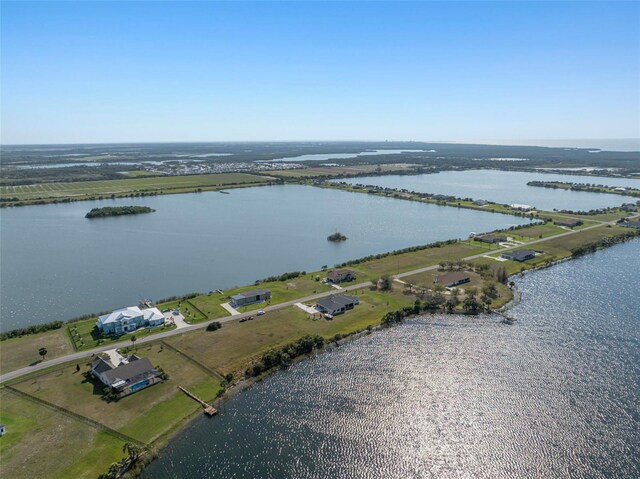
1 1 639 144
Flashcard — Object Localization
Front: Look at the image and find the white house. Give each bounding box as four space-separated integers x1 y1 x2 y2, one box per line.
96 306 165 336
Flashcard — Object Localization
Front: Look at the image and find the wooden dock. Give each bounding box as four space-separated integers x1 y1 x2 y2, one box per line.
178 386 218 416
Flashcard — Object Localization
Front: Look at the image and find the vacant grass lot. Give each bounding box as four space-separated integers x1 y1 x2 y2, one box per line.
348 242 488 280
0 173 272 203
0 390 126 479
0 329 73 376
12 343 221 444
167 289 412 377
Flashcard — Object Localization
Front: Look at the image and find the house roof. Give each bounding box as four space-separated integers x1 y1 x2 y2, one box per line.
503 249 536 261
91 356 115 374
477 234 507 242
316 294 358 311
103 357 157 385
230 288 271 300
142 307 164 322
98 306 143 326
434 272 471 286
327 269 353 278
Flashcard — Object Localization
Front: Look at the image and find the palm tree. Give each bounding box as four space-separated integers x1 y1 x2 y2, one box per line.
38 347 47 361
130 335 137 351
122 442 143 464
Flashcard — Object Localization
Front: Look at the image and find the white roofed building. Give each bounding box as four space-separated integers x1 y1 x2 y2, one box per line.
97 306 165 336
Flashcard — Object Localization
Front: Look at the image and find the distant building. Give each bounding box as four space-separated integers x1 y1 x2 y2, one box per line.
315 294 359 316
473 199 489 206
91 355 163 397
510 203 534 211
432 194 456 201
434 272 471 288
96 306 165 336
229 288 271 308
501 249 537 262
619 220 640 229
326 269 356 284
621 203 638 212
554 218 583 228
475 234 507 244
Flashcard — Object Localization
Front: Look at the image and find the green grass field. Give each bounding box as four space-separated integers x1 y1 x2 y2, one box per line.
0 390 127 479
0 329 74 376
0 173 273 204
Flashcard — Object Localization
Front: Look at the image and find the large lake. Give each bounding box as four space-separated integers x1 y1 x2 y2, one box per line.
143 239 640 479
334 170 640 211
0 185 530 330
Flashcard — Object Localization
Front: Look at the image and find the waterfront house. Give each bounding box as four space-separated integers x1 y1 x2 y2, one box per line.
501 249 536 262
473 199 489 206
91 355 162 397
326 269 356 284
434 272 471 288
510 203 534 211
96 306 165 336
475 234 507 244
554 218 583 228
315 294 359 316
621 203 638 212
229 288 271 308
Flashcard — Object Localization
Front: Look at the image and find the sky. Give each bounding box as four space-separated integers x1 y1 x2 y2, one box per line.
1 1 639 145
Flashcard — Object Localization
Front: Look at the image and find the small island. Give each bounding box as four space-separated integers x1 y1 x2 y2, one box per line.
327 232 348 242
85 206 156 219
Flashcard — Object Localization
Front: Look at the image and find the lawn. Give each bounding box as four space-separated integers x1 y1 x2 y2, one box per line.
0 329 74 376
166 288 413 377
348 242 488 280
12 343 222 444
190 275 335 317
0 390 126 479
0 172 273 204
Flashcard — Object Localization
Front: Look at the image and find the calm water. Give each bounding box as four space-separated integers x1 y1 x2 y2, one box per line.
267 149 430 162
0 185 530 330
143 239 640 479
334 170 640 211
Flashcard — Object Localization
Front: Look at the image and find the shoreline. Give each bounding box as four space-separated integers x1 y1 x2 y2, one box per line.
136 234 640 477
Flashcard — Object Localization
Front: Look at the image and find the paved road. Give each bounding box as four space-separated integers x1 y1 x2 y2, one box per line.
2 215 636 384
0 280 372 383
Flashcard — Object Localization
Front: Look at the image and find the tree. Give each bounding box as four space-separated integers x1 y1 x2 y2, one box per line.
130 335 137 350
122 442 144 464
38 347 47 361
466 287 478 300
377 275 392 291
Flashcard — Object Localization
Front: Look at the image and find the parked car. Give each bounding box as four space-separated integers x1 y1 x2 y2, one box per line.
324 313 333 320
257 310 265 316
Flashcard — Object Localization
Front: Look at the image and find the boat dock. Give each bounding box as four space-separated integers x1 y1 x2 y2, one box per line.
178 386 218 416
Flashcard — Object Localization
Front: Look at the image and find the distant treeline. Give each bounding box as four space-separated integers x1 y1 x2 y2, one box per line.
528 181 640 198
85 206 155 218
